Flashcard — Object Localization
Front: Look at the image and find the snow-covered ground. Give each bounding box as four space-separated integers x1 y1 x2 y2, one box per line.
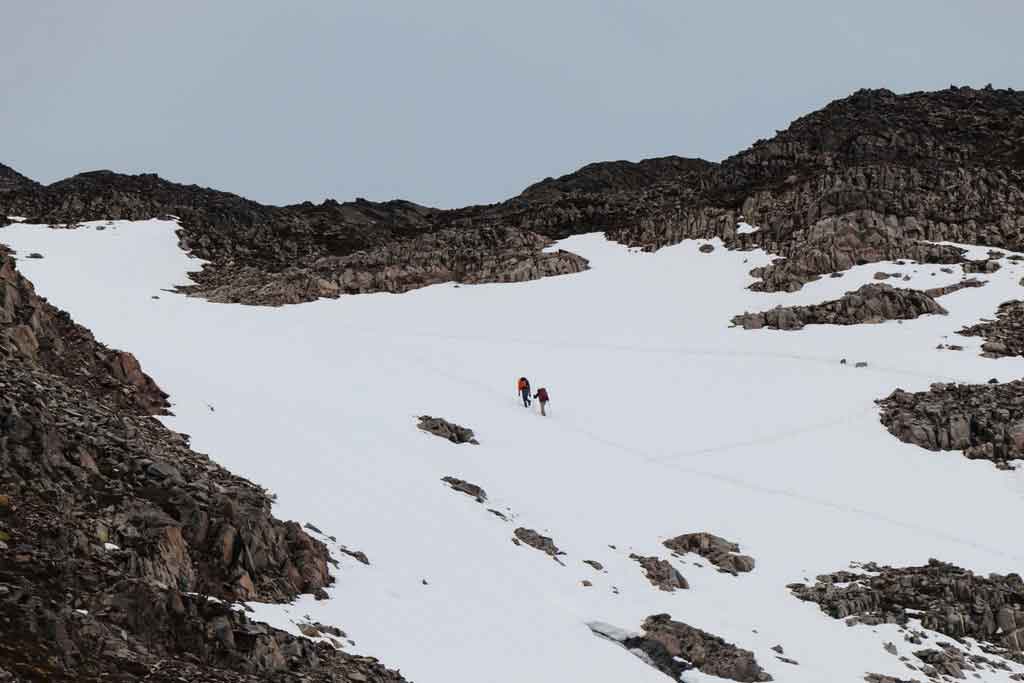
4 218 1024 682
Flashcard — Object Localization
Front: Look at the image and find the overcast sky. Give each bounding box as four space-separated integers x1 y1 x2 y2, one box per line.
4 1 1022 208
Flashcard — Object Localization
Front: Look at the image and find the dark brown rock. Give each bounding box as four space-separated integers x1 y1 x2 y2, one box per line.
789 559 1024 662
441 476 487 503
417 415 479 444
663 532 755 575
732 284 946 331
629 554 689 591
960 300 1024 358
513 527 564 562
878 381 1024 467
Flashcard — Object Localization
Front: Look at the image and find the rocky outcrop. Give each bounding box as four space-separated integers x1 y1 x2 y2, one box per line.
629 554 689 591
732 284 947 330
877 381 1024 468
663 532 755 575
789 559 1024 663
0 256 408 680
959 300 1024 358
4 87 1023 305
922 277 986 298
441 476 487 503
179 226 589 306
0 247 169 414
417 415 479 444
589 615 772 682
512 528 564 562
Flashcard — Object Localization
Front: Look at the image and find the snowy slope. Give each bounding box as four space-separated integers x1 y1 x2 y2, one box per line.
4 219 1024 682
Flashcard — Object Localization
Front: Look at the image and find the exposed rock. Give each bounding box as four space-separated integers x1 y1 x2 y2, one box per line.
963 259 1003 274
960 300 1024 358
513 528 564 562
699 243 715 253
663 532 755 575
417 415 479 444
629 554 689 591
789 559 1024 663
878 381 1024 467
864 675 922 683
922 278 986 298
732 284 946 330
583 560 604 571
441 476 487 503
0 251 406 681
4 87 1024 306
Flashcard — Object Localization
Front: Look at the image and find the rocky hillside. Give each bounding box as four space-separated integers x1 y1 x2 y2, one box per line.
3 86 1022 304
0 247 407 680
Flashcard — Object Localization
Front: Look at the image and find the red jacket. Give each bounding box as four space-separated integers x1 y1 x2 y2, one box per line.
534 388 549 402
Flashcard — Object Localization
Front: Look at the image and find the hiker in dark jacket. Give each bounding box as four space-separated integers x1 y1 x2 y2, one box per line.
517 377 531 408
533 387 550 416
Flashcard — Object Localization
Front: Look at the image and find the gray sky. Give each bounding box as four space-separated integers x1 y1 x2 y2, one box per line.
4 1 1022 208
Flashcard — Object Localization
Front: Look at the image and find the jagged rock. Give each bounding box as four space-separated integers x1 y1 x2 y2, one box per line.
583 560 604 571
513 528 564 562
864 675 922 683
731 284 946 331
441 476 487 503
663 532 755 575
0 254 407 681
789 559 1024 662
878 381 1024 467
417 415 479 444
922 277 985 298
963 259 1002 274
4 88 1024 306
629 554 689 591
960 300 1024 358
589 616 772 682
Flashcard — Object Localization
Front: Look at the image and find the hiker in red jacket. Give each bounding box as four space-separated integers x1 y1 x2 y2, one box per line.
533 387 550 416
517 377 531 408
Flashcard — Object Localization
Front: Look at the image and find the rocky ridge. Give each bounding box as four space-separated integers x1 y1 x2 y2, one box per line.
959 299 1024 358
731 283 948 331
0 250 407 680
877 381 1024 468
789 560 1024 665
3 86 1022 305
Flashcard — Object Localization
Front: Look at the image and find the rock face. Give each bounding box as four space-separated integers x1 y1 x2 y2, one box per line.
0 255 408 681
663 532 755 575
731 284 947 330
629 554 689 591
789 559 1024 663
3 87 1023 305
417 415 479 444
960 300 1024 358
589 615 772 682
877 381 1024 467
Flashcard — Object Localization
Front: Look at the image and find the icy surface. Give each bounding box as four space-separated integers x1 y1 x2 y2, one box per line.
736 221 759 235
4 219 1024 682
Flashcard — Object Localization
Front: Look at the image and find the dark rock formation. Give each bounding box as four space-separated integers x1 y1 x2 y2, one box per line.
865 675 921 683
441 476 487 503
417 415 478 444
663 532 755 575
732 284 946 330
3 87 1023 305
877 381 1024 468
629 554 689 591
789 559 1024 663
589 615 772 682
960 300 1024 358
0 254 407 680
512 528 564 562
922 278 986 298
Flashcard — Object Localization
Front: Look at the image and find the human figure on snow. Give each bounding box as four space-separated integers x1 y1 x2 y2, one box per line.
517 377 531 408
533 387 550 416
